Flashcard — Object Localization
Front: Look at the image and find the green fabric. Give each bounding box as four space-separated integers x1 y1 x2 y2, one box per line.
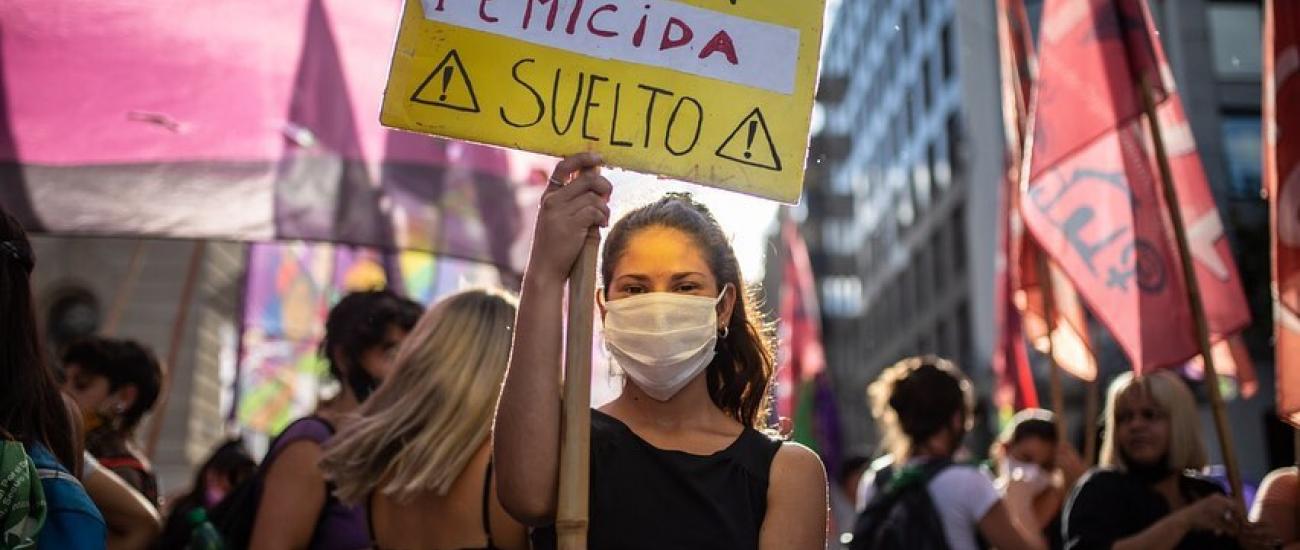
883 460 982 494
791 381 819 453
0 441 46 549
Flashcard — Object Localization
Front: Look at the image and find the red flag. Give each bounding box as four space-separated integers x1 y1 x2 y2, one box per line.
1023 0 1251 371
1014 254 1099 381
776 219 827 420
774 218 842 486
996 0 1097 398
994 0 1040 412
1267 0 1300 425
1031 0 1170 173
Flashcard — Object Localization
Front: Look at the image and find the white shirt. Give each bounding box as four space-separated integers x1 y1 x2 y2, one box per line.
80 451 100 482
856 462 1001 550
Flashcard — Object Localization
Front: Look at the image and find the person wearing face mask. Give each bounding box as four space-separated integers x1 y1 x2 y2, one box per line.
249 289 422 550
62 337 164 508
990 409 1088 550
850 356 1047 550
1063 370 1278 550
495 153 828 549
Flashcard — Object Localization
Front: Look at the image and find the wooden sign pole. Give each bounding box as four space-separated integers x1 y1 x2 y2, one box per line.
556 227 599 550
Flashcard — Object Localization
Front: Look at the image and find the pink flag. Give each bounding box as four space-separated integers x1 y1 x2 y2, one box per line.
1023 0 1251 371
1266 0 1300 424
997 0 1097 392
994 0 1040 411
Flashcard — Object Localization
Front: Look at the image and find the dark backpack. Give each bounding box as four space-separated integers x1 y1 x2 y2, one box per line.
205 417 336 549
847 459 952 550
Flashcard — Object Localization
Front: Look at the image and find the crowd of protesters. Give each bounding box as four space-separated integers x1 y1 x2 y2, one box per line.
5 154 1300 550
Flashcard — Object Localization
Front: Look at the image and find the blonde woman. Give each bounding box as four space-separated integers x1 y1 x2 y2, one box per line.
1063 370 1277 550
319 289 526 550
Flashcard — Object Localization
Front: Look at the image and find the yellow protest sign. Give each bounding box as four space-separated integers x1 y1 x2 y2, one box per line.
381 0 826 203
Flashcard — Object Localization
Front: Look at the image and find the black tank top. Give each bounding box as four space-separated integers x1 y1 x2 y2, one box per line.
533 409 783 550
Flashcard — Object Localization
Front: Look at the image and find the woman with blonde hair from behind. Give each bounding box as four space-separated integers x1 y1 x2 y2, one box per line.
319 288 525 550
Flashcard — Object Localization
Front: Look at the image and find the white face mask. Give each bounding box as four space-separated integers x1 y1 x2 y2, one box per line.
998 458 1051 495
602 288 728 402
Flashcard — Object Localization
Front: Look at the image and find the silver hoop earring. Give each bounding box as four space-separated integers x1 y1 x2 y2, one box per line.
720 326 730 339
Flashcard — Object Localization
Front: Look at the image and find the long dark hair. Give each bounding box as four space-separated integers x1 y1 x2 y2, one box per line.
0 207 77 468
600 193 775 429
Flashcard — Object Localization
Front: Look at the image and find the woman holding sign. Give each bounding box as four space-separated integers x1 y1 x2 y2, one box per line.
494 153 828 549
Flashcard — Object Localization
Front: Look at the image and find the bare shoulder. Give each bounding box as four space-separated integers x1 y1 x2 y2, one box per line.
1258 467 1300 502
1261 467 1299 489
770 442 827 490
760 442 829 550
265 439 325 480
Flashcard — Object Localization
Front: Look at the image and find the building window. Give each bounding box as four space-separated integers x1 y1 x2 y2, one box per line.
917 250 933 309
957 300 974 366
930 142 952 191
1207 3 1262 79
905 92 917 143
901 6 912 57
902 265 918 315
913 159 932 210
821 275 864 318
931 232 947 290
915 253 925 309
946 112 965 180
1221 115 1264 199
894 168 915 229
941 23 954 81
951 206 968 275
922 57 933 112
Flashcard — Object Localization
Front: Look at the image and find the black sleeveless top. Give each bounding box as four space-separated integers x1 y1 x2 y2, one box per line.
533 409 783 550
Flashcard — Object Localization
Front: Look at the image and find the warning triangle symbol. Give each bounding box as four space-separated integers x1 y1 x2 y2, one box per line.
410 49 480 113
715 108 781 171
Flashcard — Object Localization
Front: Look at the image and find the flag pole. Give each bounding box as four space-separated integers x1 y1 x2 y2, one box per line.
1083 378 1099 464
1037 254 1069 441
102 241 148 337
1137 75 1244 503
556 227 598 550
999 0 1066 436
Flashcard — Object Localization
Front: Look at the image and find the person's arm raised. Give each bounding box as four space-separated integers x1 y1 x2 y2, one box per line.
494 153 610 526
